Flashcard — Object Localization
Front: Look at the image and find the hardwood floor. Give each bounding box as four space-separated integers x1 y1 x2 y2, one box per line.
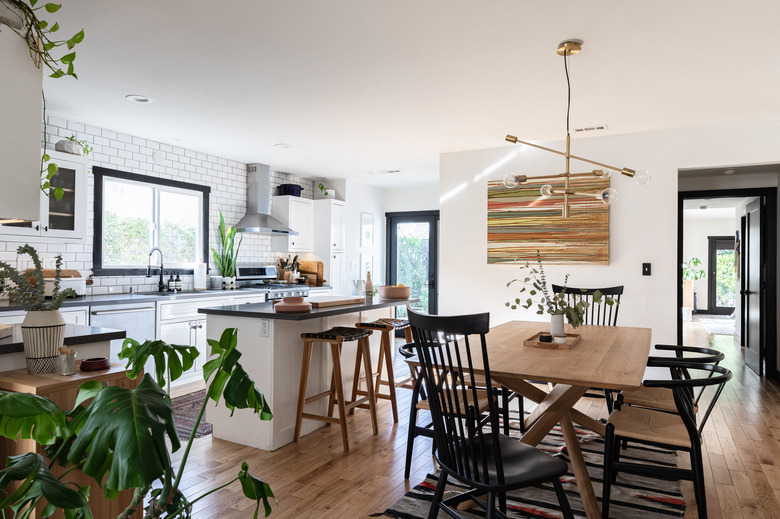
172 325 780 518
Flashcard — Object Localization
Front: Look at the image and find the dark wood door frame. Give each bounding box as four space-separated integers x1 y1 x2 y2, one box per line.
678 188 777 380
707 235 736 315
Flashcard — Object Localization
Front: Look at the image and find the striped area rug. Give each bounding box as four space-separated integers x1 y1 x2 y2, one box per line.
170 389 212 440
378 416 685 518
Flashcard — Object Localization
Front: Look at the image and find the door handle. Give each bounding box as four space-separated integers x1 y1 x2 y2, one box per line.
91 307 154 315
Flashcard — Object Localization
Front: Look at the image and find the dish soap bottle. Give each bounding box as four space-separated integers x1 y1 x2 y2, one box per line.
365 271 373 298
175 272 182 292
167 273 175 291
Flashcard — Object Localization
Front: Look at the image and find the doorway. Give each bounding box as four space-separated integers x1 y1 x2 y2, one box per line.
385 211 439 316
677 188 777 379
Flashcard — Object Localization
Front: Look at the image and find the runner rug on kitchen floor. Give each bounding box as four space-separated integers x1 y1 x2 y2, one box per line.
375 417 685 519
170 389 213 440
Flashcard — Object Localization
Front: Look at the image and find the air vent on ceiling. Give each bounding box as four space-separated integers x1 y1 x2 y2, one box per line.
572 125 609 133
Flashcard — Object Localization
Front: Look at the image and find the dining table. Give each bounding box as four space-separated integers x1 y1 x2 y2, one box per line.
433 320 652 519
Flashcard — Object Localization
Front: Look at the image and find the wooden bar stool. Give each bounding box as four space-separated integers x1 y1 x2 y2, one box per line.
353 318 413 423
294 326 379 452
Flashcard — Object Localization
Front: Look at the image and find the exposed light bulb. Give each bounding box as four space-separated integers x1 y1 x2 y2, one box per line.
597 169 612 179
503 173 519 188
599 188 618 205
634 170 651 185
540 185 554 198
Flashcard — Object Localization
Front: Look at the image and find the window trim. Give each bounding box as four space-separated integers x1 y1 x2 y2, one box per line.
93 166 210 276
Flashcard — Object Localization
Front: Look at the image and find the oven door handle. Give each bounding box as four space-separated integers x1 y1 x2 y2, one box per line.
91 308 154 316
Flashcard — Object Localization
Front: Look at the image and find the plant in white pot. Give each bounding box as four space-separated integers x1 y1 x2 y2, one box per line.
505 252 616 336
0 244 77 374
211 209 242 289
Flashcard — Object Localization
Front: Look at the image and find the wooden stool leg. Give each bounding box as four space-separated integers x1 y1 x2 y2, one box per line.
379 330 399 423
295 340 314 442
330 341 350 452
359 337 379 435
349 340 364 415
374 337 386 396
403 326 412 343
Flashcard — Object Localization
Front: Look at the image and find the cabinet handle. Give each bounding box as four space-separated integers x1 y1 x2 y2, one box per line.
34 224 39 231
333 243 336 247
44 226 48 232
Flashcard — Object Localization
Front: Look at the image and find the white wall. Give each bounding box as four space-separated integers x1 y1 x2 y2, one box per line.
384 183 440 213
439 117 780 347
682 216 736 311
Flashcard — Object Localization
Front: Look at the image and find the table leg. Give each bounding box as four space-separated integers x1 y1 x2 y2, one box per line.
561 413 602 519
519 384 587 446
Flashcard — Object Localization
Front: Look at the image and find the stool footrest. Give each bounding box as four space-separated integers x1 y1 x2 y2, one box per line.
301 412 341 425
304 390 333 405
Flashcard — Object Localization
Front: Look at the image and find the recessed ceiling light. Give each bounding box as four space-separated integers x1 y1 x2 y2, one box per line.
723 169 735 175
125 94 152 103
379 169 401 175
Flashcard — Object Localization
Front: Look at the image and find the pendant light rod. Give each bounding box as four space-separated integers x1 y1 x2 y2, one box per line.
505 134 636 177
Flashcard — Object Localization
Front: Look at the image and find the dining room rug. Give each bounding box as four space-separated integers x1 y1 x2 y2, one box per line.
170 389 212 440
376 417 685 518
698 318 735 336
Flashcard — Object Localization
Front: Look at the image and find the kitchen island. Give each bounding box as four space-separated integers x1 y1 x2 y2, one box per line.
198 297 413 451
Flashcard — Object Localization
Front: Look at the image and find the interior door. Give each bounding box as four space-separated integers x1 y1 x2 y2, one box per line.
386 211 439 317
744 198 763 375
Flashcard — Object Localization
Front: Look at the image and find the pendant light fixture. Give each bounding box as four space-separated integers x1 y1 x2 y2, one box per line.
503 40 649 218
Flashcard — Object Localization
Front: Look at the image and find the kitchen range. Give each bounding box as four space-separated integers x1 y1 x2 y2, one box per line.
236 264 309 301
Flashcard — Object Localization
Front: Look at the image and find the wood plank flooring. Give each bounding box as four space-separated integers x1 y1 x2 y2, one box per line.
171 323 780 518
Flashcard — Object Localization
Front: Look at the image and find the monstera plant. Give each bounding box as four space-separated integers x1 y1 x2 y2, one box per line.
0 328 275 518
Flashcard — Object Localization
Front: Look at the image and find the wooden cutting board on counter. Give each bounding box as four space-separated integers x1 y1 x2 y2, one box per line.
299 260 324 286
308 296 365 308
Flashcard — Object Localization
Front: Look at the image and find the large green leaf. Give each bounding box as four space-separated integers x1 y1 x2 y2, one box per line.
0 391 69 445
0 453 90 517
203 328 272 420
67 375 180 493
119 337 199 388
237 462 275 518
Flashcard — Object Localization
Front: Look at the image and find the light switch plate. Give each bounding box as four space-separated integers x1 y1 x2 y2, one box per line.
642 263 651 276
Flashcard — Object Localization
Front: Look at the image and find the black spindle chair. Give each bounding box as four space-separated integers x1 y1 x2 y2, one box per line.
408 308 574 519
602 359 732 519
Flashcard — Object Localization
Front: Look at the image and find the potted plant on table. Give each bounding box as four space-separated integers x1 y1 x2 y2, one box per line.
211 209 242 289
0 328 275 518
506 252 617 336
682 257 706 312
0 244 77 374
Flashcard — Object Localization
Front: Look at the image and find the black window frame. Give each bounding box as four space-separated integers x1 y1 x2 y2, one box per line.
92 166 210 276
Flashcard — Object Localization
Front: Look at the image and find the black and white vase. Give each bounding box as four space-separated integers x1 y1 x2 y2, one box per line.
21 309 66 374
222 276 236 290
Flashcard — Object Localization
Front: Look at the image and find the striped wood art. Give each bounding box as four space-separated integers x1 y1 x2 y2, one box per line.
487 177 610 264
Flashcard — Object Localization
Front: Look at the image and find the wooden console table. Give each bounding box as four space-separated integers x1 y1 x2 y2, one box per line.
0 363 141 519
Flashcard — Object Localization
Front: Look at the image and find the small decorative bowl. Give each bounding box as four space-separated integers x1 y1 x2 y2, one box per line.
377 285 411 299
80 357 110 371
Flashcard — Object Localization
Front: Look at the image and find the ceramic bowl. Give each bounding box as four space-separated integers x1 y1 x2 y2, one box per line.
377 285 411 299
274 296 312 313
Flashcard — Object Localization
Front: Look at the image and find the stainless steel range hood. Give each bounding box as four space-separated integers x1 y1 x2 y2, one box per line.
236 163 298 235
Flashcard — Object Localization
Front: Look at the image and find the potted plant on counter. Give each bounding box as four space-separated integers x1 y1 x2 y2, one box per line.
0 328 275 518
0 244 77 374
506 252 617 336
211 209 242 289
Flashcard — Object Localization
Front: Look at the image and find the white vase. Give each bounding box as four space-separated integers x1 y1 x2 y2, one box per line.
21 309 66 374
550 313 565 337
222 276 236 290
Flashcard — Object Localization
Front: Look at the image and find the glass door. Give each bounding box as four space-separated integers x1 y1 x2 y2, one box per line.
707 235 737 315
386 211 439 316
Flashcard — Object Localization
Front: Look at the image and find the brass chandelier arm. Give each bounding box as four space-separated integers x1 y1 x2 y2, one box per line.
505 134 636 177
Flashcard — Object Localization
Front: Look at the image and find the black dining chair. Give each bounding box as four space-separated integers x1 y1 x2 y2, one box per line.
551 284 623 326
602 359 732 519
408 307 574 519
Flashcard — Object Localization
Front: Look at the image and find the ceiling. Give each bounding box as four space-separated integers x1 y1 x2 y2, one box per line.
41 1 780 188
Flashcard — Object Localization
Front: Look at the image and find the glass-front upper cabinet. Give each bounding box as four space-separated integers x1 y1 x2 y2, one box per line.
0 150 87 241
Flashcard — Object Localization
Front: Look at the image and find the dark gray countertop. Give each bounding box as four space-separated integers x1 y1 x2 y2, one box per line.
198 297 413 321
0 324 127 355
0 287 271 312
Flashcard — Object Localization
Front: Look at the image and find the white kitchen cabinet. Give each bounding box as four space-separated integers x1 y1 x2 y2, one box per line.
0 151 87 241
271 195 313 252
0 306 87 325
230 294 267 305
312 200 347 294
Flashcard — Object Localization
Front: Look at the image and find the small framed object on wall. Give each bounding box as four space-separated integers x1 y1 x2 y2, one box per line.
361 212 374 247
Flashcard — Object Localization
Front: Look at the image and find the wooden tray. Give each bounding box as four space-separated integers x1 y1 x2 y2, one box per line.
523 332 581 349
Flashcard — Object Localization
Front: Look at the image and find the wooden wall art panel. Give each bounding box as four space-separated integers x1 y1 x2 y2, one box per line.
487 176 610 264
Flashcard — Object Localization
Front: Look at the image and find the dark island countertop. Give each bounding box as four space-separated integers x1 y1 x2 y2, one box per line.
198 297 414 321
0 324 127 355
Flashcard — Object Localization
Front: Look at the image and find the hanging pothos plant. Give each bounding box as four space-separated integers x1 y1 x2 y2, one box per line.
0 0 84 200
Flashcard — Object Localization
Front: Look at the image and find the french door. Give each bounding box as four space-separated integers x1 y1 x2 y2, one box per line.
707 236 736 315
385 211 439 316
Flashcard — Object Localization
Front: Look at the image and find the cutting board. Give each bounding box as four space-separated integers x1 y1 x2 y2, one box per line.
299 260 324 286
308 296 365 308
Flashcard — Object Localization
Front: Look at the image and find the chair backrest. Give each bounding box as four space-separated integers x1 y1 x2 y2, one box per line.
643 359 732 443
407 308 502 485
551 284 623 326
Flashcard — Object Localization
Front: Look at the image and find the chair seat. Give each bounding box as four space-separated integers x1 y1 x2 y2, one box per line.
608 404 695 449
440 434 569 492
620 386 678 412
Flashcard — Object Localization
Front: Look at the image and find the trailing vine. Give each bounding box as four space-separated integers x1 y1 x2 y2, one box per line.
0 0 84 200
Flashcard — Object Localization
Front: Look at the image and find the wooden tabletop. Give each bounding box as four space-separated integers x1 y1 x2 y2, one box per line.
0 362 130 394
476 321 652 391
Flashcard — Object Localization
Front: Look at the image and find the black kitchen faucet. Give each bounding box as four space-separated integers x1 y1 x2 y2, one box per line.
146 247 166 292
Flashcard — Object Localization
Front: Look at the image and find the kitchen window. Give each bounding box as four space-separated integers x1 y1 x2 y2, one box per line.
93 167 209 275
